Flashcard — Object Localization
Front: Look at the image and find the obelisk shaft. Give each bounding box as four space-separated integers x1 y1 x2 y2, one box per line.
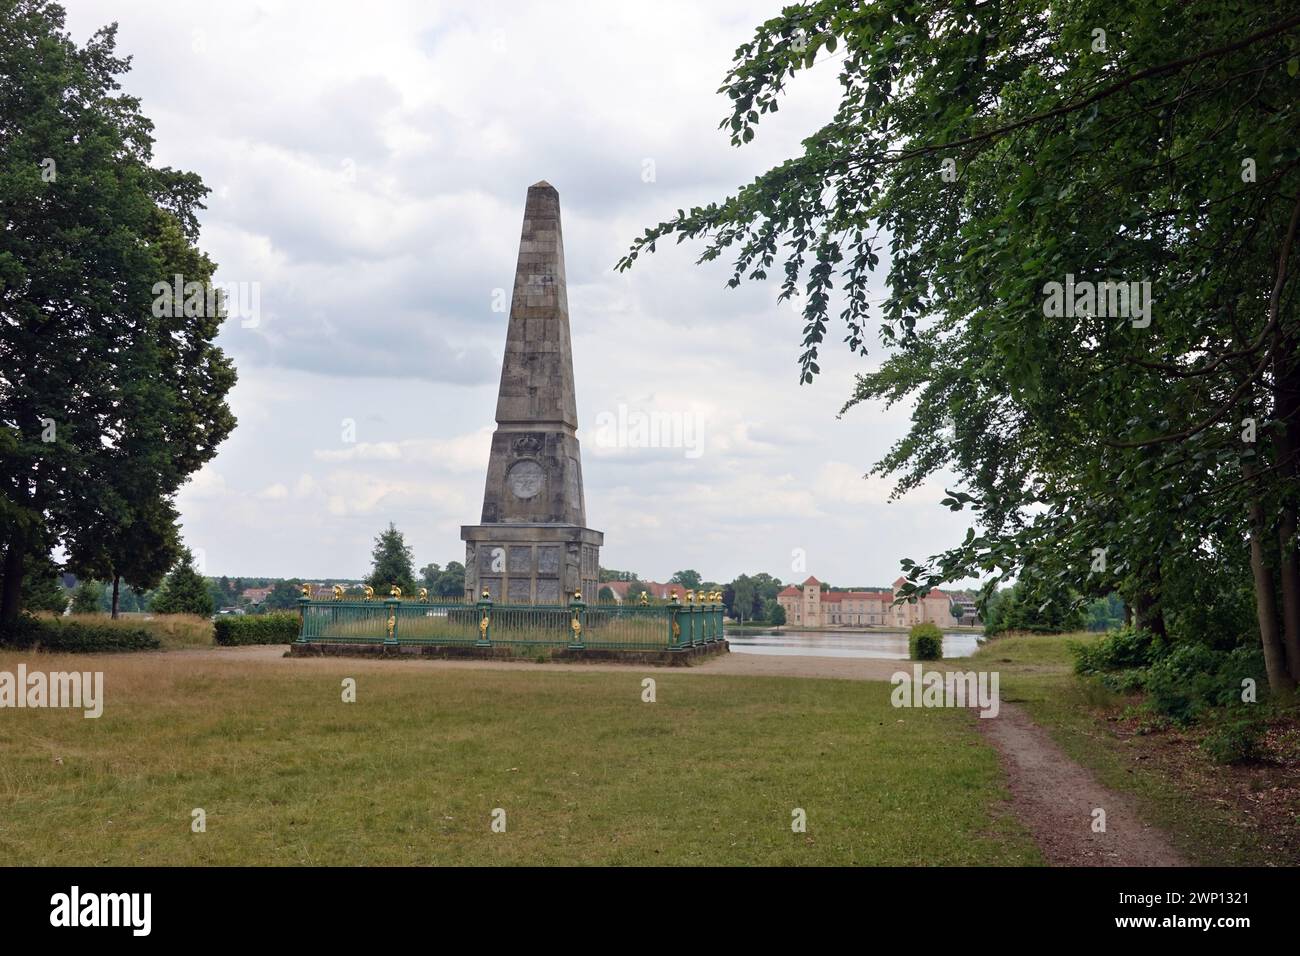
494 182 579 430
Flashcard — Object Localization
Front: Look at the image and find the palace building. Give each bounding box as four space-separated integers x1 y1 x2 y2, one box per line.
776 576 957 628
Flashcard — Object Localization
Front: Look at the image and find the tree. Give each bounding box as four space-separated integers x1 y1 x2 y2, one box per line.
262 579 302 611
419 561 465 598
435 561 465 598
0 3 235 630
20 567 65 613
150 548 214 616
620 3 1300 692
670 569 703 590
764 599 786 626
70 580 104 615
263 580 303 610
366 523 416 595
729 574 757 622
598 585 616 603
92 500 180 618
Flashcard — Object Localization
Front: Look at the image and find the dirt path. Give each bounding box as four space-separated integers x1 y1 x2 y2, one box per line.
978 702 1187 866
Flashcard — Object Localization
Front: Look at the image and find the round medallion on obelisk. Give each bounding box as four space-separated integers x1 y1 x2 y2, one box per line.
507 459 545 499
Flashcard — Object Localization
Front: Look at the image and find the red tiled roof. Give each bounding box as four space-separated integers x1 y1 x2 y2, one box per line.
599 581 674 600
802 576 821 586
778 586 801 597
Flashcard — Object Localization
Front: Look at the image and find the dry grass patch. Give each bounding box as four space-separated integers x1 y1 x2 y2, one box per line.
0 649 1038 866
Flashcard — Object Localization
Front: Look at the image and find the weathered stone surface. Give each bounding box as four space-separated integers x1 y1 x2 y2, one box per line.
461 182 603 601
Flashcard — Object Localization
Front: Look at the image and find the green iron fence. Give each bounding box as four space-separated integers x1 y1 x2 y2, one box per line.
297 592 726 651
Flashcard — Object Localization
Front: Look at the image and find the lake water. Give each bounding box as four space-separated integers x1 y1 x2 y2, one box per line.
725 628 983 659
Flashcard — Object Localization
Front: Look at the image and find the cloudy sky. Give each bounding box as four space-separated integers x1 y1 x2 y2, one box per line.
64 0 975 587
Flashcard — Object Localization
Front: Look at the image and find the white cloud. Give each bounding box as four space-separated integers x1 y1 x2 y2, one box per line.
64 0 975 585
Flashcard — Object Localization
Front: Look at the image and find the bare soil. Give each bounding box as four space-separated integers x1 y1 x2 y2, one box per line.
978 702 1187 866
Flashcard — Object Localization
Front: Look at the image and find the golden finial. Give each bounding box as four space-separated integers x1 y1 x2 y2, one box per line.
686 589 695 604
300 583 311 598
390 585 402 598
331 584 344 601
713 590 722 602
670 590 679 603
574 589 582 601
481 588 490 600
638 592 648 606
363 585 374 601
418 587 428 602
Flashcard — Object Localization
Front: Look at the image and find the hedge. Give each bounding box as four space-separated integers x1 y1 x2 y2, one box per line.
0 614 161 653
908 621 944 661
214 612 300 646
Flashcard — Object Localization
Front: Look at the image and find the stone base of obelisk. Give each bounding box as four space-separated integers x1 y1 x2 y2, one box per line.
461 523 603 604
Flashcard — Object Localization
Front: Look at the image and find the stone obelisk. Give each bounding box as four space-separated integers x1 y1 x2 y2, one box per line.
461 182 603 604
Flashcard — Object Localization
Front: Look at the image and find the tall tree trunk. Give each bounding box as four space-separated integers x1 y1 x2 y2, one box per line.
111 574 121 620
1273 336 1300 681
1247 483 1294 693
1262 196 1300 686
0 525 28 632
1279 508 1300 683
1131 560 1166 639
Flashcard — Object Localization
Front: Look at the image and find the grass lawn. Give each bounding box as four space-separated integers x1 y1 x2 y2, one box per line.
963 633 1298 866
0 650 1038 865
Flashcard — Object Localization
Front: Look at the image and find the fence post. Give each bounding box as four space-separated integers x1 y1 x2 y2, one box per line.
668 592 682 648
297 595 309 643
569 590 586 649
476 589 492 646
384 597 400 645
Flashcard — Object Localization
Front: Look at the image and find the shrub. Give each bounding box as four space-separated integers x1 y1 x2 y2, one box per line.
908 621 943 660
58 613 213 650
0 614 160 653
1200 712 1266 765
1071 625 1160 675
213 612 300 646
1143 643 1265 725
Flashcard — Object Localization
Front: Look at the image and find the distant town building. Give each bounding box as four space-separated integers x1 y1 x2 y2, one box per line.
241 586 273 606
599 580 676 603
945 590 982 626
776 576 958 628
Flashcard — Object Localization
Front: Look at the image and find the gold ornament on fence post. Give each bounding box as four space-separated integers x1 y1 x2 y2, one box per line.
418 587 428 602
300 583 311 599
390 585 402 599
363 585 374 601
331 585 344 601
